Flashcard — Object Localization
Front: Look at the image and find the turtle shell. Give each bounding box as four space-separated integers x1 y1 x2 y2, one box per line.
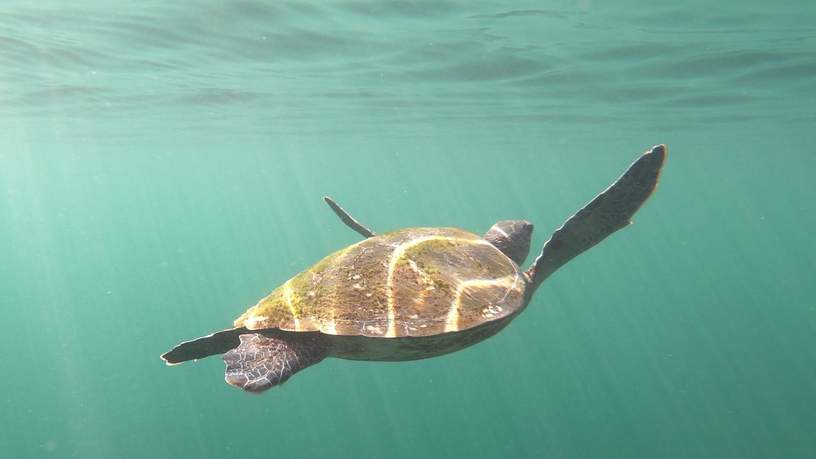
233 227 528 338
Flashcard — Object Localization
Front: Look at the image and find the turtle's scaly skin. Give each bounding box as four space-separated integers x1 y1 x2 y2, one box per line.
234 228 527 341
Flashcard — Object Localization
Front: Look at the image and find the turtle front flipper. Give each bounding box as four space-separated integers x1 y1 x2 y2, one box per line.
323 196 376 238
527 144 667 290
223 333 328 393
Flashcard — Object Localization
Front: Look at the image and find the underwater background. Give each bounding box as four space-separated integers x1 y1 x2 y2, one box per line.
1 1 814 458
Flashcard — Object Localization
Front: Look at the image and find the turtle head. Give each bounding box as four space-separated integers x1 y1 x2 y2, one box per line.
484 220 533 266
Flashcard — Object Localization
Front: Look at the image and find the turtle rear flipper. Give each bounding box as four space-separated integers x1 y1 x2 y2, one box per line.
161 328 246 365
223 333 328 393
527 144 667 290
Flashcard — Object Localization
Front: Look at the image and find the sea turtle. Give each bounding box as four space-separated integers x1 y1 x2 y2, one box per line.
161 145 667 393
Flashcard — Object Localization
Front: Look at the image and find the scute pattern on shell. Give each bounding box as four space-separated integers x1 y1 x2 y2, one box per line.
233 227 528 337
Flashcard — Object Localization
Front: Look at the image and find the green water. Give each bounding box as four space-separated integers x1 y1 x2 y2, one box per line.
2 2 815 458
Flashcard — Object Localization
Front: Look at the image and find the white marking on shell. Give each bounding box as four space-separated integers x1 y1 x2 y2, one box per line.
324 317 337 334
482 304 504 318
384 235 491 337
444 273 519 333
282 279 301 330
245 315 269 329
365 324 384 335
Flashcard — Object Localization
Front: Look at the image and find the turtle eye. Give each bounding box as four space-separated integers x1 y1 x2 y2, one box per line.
483 220 533 266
